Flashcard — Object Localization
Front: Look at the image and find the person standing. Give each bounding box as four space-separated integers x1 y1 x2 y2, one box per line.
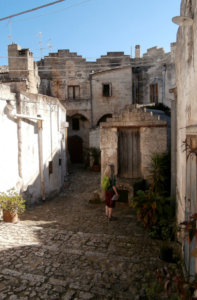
103 164 119 220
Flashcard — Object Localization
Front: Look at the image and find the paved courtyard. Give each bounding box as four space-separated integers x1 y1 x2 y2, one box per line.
0 166 179 300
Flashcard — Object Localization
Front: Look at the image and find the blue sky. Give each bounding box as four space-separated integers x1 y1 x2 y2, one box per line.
0 0 181 64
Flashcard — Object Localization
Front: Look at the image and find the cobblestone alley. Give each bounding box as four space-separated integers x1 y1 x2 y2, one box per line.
0 166 179 300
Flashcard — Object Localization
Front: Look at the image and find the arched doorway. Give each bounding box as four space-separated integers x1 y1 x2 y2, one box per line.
68 135 83 163
97 114 112 126
67 114 90 164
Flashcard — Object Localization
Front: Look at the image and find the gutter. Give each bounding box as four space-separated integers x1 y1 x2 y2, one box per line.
6 98 45 200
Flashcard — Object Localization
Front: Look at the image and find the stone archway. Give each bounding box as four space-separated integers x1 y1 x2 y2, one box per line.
67 113 90 164
68 135 83 163
96 114 112 126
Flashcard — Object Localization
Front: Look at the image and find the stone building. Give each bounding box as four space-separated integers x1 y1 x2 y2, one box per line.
100 105 167 201
175 0 197 276
132 44 176 108
37 45 176 161
0 44 40 94
0 45 68 204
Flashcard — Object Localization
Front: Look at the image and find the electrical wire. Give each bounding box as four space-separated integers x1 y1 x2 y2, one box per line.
0 0 66 22
8 0 94 24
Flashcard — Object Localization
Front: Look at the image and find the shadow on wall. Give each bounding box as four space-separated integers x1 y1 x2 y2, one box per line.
22 149 66 207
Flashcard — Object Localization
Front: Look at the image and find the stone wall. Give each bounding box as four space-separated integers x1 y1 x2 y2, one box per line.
0 84 67 204
140 126 167 179
8 44 40 94
100 105 167 181
92 67 132 126
176 0 197 224
175 0 197 275
89 128 100 149
0 85 19 191
132 45 176 108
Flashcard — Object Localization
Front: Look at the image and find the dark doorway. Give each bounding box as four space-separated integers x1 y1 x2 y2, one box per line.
97 114 112 126
118 128 141 178
68 135 83 163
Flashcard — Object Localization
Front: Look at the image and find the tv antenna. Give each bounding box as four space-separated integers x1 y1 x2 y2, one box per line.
37 32 43 59
8 20 13 43
47 39 52 53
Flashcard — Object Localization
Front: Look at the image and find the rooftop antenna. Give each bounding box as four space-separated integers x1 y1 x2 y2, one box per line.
130 46 132 58
37 32 43 59
47 38 52 53
8 19 13 43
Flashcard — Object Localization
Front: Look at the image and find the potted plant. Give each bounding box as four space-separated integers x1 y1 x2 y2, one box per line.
88 147 101 171
0 188 26 223
159 241 174 263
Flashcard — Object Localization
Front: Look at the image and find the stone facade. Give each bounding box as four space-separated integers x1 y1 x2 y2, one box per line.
0 84 68 204
36 46 175 158
0 44 40 94
0 43 175 161
175 0 197 275
91 66 132 126
132 44 176 108
100 105 167 201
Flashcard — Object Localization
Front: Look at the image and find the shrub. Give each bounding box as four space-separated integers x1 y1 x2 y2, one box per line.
0 188 26 214
149 152 171 196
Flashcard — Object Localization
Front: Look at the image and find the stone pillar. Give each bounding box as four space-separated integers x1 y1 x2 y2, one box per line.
100 127 118 179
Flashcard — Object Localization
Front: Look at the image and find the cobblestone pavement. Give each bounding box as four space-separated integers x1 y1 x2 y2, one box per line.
0 166 179 300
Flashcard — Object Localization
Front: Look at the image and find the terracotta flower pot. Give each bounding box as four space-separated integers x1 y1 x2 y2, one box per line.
3 210 18 223
92 165 100 172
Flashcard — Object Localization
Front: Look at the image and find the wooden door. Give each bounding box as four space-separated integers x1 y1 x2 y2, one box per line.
118 128 141 178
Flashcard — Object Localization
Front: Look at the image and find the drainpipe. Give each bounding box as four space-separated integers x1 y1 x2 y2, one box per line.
162 64 166 105
89 71 94 128
37 119 45 201
50 103 53 159
154 78 157 104
6 99 45 200
16 92 22 181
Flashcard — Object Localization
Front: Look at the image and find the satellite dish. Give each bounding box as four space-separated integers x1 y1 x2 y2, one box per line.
172 16 193 26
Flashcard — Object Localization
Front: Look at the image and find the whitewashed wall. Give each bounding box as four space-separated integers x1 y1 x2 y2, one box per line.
0 84 68 204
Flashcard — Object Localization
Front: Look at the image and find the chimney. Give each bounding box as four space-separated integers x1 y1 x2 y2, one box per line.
135 45 141 58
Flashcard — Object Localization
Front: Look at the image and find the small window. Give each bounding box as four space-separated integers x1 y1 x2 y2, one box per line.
49 161 53 175
72 118 80 130
103 83 112 97
68 85 80 99
59 158 62 166
150 83 158 103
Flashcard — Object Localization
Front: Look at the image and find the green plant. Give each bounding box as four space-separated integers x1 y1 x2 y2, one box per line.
0 188 25 214
88 147 101 165
133 190 174 230
155 266 197 300
133 179 149 196
149 152 171 196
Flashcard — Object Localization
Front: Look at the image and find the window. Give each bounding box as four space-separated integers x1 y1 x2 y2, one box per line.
68 85 80 99
150 83 158 103
103 83 112 97
72 118 80 130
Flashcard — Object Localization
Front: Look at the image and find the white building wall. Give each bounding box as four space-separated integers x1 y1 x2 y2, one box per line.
0 85 19 191
0 84 67 204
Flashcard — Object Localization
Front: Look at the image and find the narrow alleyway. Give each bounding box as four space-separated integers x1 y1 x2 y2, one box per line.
0 166 179 300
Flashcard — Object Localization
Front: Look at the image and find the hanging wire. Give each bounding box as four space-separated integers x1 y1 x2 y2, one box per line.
0 0 66 22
